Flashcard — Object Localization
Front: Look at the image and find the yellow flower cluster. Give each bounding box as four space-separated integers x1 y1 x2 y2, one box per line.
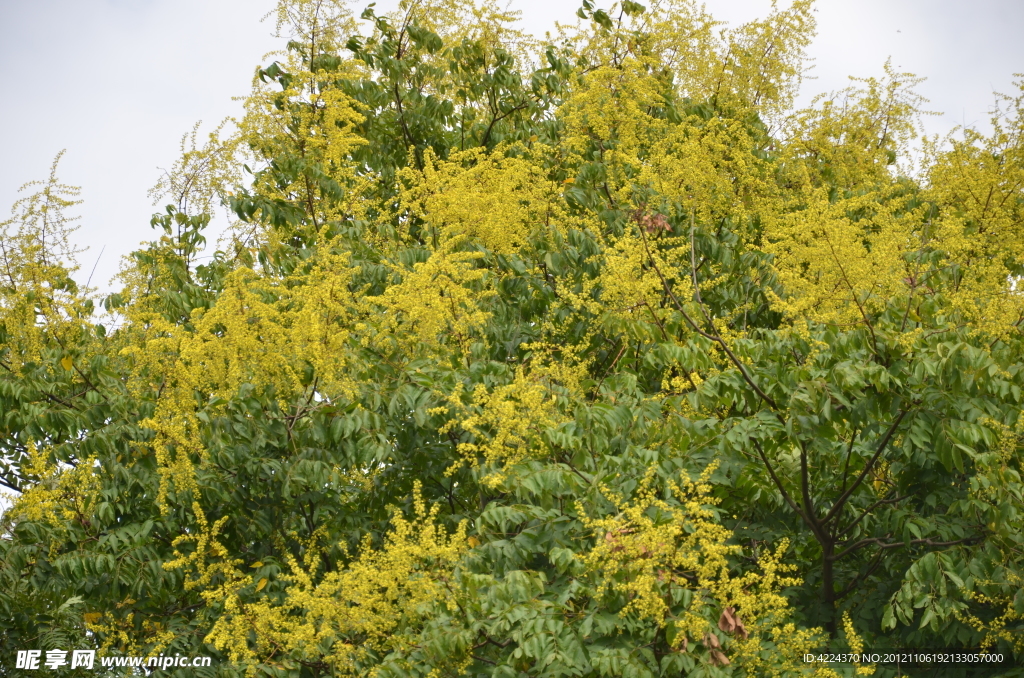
842 611 876 676
130 248 361 511
956 567 1024 655
10 442 98 533
579 464 832 675
372 249 492 351
0 152 91 370
441 368 561 487
174 483 468 675
400 147 560 255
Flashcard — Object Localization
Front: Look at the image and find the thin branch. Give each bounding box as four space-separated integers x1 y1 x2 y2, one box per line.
470 655 498 666
836 546 885 599
752 439 806 521
836 492 912 539
481 100 528 147
822 409 909 526
636 214 781 414
641 301 670 341
0 476 24 493
85 245 105 289
0 358 76 409
830 535 979 563
687 215 782 413
799 441 816 524
838 427 858 498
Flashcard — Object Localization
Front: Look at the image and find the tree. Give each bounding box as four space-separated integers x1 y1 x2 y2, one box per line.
2 1 1023 677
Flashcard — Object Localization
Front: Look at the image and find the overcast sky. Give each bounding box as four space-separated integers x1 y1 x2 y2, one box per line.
1 0 1022 295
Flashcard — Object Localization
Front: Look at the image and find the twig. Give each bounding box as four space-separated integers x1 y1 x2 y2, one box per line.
822 409 909 526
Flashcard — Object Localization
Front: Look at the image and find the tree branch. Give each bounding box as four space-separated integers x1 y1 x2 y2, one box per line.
752 439 806 522
836 491 912 539
636 214 781 414
836 546 886 599
830 535 979 563
799 440 816 527
822 409 909 526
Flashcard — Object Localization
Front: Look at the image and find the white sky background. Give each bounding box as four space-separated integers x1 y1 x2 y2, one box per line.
1 0 1022 297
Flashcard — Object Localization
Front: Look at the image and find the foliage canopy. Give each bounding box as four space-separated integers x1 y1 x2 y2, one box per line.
2 1 1024 677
